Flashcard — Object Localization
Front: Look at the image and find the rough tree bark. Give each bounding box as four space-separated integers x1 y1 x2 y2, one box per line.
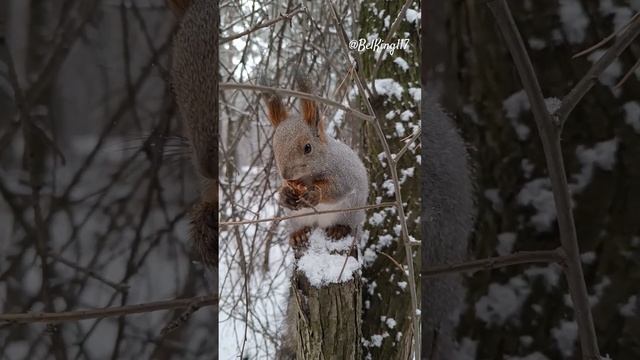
291 271 362 359
357 0 421 359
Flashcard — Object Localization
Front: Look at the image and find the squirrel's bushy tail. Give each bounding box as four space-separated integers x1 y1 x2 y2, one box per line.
422 92 475 359
170 0 219 267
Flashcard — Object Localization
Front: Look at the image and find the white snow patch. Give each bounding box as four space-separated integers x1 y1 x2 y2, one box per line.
503 90 531 140
520 335 534 347
600 0 633 31
552 320 578 357
369 211 386 226
297 229 360 287
572 138 619 192
385 318 397 329
405 9 420 24
382 179 395 197
475 276 530 325
524 265 562 290
623 101 640 133
395 122 406 137
372 79 403 100
558 0 589 44
370 334 384 347
378 234 393 248
408 87 421 103
587 49 622 89
393 57 409 71
400 110 414 121
544 97 561 114
484 188 503 212
496 232 517 256
528 37 547 50
581 251 597 264
619 295 637 317
521 158 535 178
589 276 611 306
400 167 415 184
517 178 557 232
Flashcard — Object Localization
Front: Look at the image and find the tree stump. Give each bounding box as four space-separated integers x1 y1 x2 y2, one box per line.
290 229 362 359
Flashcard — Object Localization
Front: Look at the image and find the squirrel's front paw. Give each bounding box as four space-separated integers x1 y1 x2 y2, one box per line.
279 185 301 210
326 224 352 240
290 226 311 250
299 186 320 208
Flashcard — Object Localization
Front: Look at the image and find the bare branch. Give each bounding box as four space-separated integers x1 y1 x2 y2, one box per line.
219 202 396 227
615 56 640 89
221 5 304 44
572 12 640 59
0 296 217 324
422 249 566 278
556 12 640 127
220 82 375 122
488 1 602 357
394 126 421 163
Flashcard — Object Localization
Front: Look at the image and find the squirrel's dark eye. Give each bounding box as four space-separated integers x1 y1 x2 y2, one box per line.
304 143 312 154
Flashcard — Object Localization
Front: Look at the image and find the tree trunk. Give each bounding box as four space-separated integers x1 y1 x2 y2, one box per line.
357 0 421 358
291 271 362 359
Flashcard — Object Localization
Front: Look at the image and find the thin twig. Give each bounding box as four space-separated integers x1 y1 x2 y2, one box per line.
488 1 602 357
219 202 396 226
556 12 640 127
48 252 129 293
422 249 566 277
377 250 407 275
572 12 640 59
159 300 204 336
220 82 375 122
221 5 304 44
0 295 217 324
337 228 360 282
394 126 421 162
615 56 640 89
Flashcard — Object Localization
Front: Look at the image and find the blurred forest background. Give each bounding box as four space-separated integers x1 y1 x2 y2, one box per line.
218 0 420 358
426 0 640 359
0 1 215 359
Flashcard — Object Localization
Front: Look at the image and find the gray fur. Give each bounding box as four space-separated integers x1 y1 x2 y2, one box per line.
271 97 369 359
272 113 369 234
422 92 475 359
171 0 218 180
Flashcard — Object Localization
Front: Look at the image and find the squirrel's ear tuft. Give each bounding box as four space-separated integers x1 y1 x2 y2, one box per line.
301 96 320 128
265 95 287 127
295 72 325 140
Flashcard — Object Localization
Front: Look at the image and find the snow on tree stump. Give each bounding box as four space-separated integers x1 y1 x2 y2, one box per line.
290 229 362 359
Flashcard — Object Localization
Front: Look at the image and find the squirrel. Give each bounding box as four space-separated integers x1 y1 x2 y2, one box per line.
168 0 218 268
266 76 368 359
264 76 369 253
422 91 475 359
